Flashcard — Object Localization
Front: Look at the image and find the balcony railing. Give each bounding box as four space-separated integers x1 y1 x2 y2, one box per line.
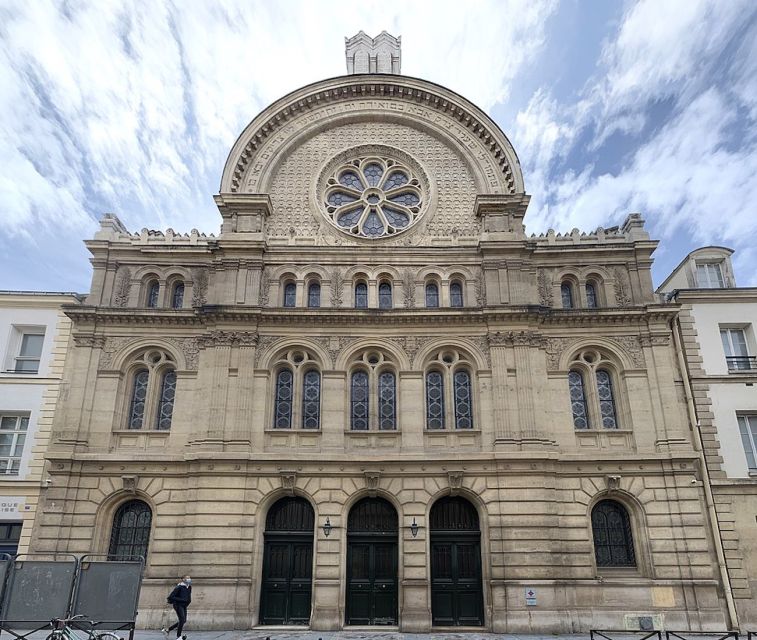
726 356 757 371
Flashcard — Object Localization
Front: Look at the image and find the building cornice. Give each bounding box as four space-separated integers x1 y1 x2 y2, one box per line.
668 288 757 304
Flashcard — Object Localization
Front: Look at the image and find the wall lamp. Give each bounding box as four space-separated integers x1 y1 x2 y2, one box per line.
410 517 419 538
323 517 332 537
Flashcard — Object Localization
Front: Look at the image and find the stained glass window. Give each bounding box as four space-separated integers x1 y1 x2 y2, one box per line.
324 158 422 238
351 371 369 430
426 371 445 429
146 281 159 308
274 369 293 428
454 370 473 429
156 370 176 430
302 369 320 429
128 369 149 429
355 282 368 309
596 369 617 428
307 282 320 308
109 500 152 561
378 282 392 309
426 283 439 308
283 282 296 307
378 371 396 430
592 500 636 567
561 282 573 309
568 370 589 429
586 282 597 309
171 283 184 309
450 282 464 308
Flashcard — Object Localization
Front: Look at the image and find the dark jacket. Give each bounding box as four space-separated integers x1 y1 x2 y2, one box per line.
167 582 192 606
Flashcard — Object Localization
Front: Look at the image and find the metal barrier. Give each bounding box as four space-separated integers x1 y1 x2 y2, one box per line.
0 555 143 640
666 633 739 640
591 631 663 640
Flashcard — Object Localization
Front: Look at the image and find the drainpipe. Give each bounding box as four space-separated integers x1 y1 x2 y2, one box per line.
671 314 739 629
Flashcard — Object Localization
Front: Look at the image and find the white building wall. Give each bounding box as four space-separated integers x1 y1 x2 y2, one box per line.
689 301 757 375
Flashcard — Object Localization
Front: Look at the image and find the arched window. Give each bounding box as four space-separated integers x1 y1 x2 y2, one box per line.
146 280 159 308
109 500 152 560
596 369 617 428
307 282 321 308
426 371 445 429
586 282 598 309
425 282 439 308
156 370 176 430
567 350 622 430
171 282 184 309
568 370 589 429
301 369 321 429
354 282 368 309
378 371 396 430
561 282 574 309
453 370 473 429
591 500 636 567
450 281 464 308
378 282 392 309
128 369 149 429
274 369 294 428
351 370 369 430
283 282 296 308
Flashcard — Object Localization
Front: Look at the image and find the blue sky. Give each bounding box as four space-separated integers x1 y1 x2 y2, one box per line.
1 0 756 293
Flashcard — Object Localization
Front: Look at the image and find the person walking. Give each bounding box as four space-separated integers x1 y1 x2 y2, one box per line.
162 575 192 639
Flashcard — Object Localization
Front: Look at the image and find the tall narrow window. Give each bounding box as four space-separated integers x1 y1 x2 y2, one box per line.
596 369 617 428
274 369 294 428
378 282 392 309
301 369 321 429
146 281 159 308
13 332 44 373
0 415 29 476
450 281 464 308
453 370 473 429
561 282 574 309
425 283 439 308
697 262 724 288
426 371 445 429
568 370 589 429
738 415 757 471
378 371 396 430
355 282 368 309
591 500 636 567
308 282 321 308
109 500 152 561
283 282 296 308
156 370 176 430
586 282 597 309
128 369 149 429
171 283 184 309
351 371 369 430
721 328 751 370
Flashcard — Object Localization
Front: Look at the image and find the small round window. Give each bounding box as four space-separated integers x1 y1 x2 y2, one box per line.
323 155 424 239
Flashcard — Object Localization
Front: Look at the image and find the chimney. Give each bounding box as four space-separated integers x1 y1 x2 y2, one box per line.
345 30 401 75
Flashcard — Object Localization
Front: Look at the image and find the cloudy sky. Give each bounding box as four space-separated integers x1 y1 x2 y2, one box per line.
1 0 756 293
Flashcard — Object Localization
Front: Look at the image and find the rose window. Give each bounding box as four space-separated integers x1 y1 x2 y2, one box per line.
324 157 423 238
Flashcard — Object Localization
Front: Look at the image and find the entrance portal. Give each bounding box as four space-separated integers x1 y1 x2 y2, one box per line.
260 497 314 625
430 496 484 626
345 497 398 625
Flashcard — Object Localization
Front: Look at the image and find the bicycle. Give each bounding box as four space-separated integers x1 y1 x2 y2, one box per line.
46 615 122 640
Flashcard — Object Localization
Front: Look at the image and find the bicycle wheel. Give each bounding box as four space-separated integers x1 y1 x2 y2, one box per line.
45 634 60 640
94 633 122 640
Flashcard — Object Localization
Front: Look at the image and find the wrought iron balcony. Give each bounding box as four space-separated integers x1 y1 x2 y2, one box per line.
726 356 757 371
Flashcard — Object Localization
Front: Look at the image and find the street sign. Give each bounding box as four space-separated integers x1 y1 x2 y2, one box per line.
525 586 537 606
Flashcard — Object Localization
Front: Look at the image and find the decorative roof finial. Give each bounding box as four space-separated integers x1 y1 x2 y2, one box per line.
345 30 401 75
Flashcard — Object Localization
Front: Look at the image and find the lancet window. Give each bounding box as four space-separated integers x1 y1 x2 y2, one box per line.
125 349 177 431
567 349 621 429
272 350 321 430
425 350 475 430
349 351 397 430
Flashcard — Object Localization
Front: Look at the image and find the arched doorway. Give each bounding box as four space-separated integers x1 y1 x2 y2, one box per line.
345 497 398 625
430 496 484 626
260 497 314 625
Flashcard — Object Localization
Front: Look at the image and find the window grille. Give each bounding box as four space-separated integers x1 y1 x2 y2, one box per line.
453 370 473 429
301 369 321 429
354 282 368 309
378 282 392 309
274 369 294 428
568 370 589 429
425 283 439 308
450 282 464 308
591 500 636 567
596 369 617 428
378 371 396 430
283 282 296 307
156 370 176 430
108 500 152 561
307 282 321 308
426 371 445 429
128 369 149 429
350 371 369 430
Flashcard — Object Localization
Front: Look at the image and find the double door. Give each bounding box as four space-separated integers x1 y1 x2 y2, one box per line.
346 537 398 625
430 536 484 626
260 535 313 625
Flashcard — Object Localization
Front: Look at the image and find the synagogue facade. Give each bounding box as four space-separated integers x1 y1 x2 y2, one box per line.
30 32 733 631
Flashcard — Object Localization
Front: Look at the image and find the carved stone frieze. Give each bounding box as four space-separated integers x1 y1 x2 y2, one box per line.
112 266 131 307
192 268 209 306
469 336 492 368
488 330 543 348
613 267 632 307
544 337 575 370
330 269 344 308
171 337 201 370
199 331 259 349
98 337 133 369
258 268 271 306
390 336 434 365
640 334 671 347
402 269 415 308
611 336 645 368
475 268 486 307
73 335 106 349
537 269 553 307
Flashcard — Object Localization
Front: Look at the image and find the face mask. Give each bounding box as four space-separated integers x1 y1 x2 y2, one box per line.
184 579 192 585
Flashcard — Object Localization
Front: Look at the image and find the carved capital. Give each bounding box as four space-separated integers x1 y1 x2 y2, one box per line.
122 475 137 494
364 471 381 498
280 471 297 496
605 474 622 492
448 470 464 496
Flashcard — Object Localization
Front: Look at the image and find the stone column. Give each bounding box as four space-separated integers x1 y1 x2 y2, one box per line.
400 372 424 452
488 333 516 447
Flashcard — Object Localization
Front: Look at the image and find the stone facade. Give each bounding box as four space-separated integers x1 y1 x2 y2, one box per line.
30 39 731 631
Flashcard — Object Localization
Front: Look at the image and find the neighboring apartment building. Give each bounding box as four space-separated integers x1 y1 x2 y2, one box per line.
659 246 757 628
28 33 733 631
0 291 80 556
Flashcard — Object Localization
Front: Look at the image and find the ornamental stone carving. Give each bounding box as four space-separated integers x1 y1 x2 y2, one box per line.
537 269 553 307
613 267 632 307
330 269 344 308
544 337 575 370
258 268 271 306
192 268 209 306
112 266 131 307
280 471 297 496
475 268 486 307
199 331 259 348
611 336 645 368
488 330 543 348
73 335 106 349
98 337 133 369
171 337 201 370
448 470 464 496
402 269 415 308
